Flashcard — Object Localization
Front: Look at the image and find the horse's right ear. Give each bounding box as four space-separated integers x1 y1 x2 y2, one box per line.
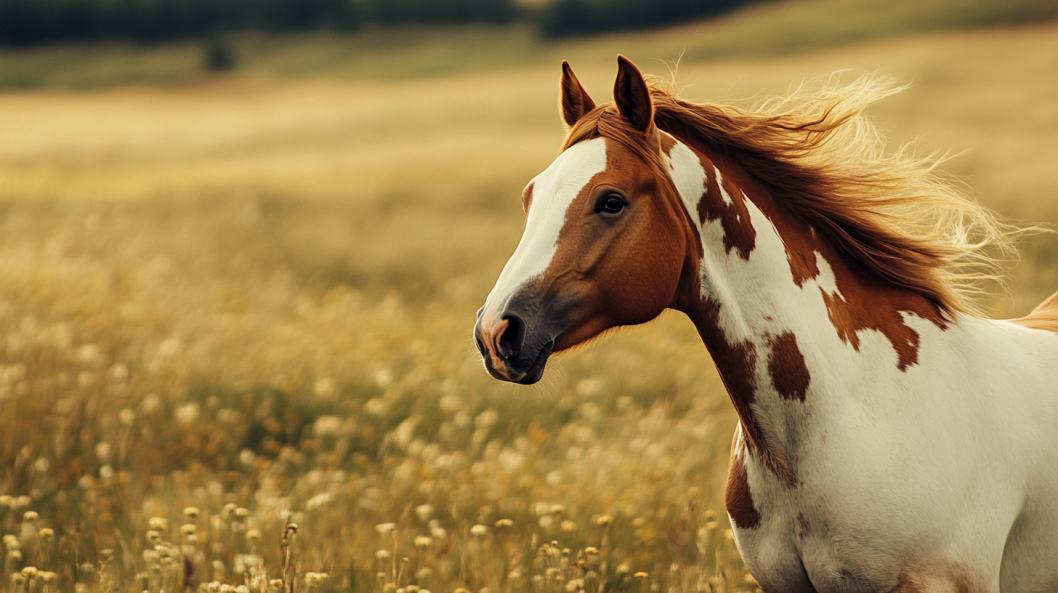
560 61 596 128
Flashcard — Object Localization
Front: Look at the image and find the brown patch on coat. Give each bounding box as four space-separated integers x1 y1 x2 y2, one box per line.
1010 289 1058 334
796 513 809 542
698 167 756 260
711 156 949 373
725 433 762 530
787 246 821 288
767 331 810 402
821 279 946 371
687 296 796 487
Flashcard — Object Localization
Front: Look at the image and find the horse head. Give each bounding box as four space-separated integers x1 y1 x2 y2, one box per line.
473 57 699 384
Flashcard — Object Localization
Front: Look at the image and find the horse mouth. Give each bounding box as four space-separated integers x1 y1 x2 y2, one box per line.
480 339 554 384
514 340 554 384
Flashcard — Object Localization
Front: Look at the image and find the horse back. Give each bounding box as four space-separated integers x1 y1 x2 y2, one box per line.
1010 289 1058 333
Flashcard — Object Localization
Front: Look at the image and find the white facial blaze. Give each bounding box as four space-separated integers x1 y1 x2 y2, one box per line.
482 138 609 315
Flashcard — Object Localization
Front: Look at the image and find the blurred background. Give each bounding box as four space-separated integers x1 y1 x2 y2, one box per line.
1 0 1057 591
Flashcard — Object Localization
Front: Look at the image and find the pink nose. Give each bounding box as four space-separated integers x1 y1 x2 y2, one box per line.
476 310 511 373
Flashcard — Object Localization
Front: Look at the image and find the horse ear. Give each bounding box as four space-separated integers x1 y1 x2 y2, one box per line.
613 55 653 132
560 61 596 128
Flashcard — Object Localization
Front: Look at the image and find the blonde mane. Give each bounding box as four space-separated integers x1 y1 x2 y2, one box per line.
563 76 1014 318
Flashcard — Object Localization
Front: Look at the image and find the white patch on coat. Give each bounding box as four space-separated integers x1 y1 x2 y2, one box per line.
662 136 707 222
482 138 608 316
715 166 735 206
812 252 842 299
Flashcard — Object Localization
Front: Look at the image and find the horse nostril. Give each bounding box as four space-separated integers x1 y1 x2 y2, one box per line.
497 313 526 359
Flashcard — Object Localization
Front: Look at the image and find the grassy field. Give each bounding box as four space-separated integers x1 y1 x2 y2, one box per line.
1 4 1058 593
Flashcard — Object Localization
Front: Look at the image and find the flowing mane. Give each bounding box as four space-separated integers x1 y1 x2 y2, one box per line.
562 76 1014 318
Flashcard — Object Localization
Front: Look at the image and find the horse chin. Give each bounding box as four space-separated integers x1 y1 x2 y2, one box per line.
513 341 554 384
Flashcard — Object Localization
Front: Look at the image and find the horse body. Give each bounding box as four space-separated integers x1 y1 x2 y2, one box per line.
473 57 1058 591
668 136 1058 592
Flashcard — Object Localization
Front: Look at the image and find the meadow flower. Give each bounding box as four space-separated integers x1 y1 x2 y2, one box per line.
416 504 434 522
376 523 396 536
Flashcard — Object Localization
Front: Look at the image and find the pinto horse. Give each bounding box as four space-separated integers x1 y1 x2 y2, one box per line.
473 56 1058 592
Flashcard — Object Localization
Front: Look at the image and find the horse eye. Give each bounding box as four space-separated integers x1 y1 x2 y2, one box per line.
595 193 626 215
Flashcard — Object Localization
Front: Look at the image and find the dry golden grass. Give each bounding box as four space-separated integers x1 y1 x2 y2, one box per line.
1 17 1057 593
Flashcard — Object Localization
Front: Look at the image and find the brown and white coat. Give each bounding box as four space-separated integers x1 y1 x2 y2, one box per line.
474 57 1058 592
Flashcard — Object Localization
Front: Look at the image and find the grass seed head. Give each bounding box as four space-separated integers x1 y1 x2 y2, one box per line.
416 505 434 522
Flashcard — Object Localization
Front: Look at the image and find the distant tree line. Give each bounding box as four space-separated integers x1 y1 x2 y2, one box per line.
538 0 749 37
0 0 753 46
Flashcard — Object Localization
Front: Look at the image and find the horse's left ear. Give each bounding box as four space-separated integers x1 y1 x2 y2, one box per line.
614 55 653 133
560 61 596 128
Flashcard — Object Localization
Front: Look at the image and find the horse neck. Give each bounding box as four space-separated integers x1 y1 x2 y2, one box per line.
662 135 949 483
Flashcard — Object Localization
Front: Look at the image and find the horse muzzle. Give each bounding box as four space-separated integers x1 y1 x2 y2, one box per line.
474 293 565 384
